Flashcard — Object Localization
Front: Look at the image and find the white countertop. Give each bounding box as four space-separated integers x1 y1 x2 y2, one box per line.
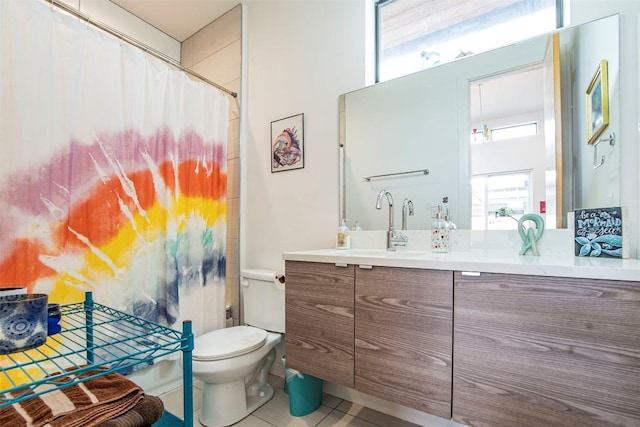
282 248 640 281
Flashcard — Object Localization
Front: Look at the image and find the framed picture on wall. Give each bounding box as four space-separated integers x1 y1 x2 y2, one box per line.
271 113 304 173
586 59 609 145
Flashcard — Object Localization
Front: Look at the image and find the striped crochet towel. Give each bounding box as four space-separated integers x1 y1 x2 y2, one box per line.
0 368 144 427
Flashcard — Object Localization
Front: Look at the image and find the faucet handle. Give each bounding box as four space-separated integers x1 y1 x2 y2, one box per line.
402 198 414 215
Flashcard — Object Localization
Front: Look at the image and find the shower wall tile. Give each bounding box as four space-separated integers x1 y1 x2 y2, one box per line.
228 118 240 160
225 78 241 120
192 5 241 65
224 77 241 95
181 38 194 68
227 197 240 239
227 158 240 199
227 231 240 261
190 40 241 92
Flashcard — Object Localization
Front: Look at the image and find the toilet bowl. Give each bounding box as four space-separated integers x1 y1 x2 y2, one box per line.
189 269 285 427
192 326 281 426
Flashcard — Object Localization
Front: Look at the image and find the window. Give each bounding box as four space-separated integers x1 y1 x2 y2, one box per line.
472 121 539 143
491 122 538 141
472 171 532 230
376 0 560 82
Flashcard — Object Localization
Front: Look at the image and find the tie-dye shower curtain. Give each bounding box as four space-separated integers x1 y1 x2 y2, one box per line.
0 0 228 337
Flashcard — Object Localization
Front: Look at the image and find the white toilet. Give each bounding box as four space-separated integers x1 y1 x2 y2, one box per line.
191 269 285 427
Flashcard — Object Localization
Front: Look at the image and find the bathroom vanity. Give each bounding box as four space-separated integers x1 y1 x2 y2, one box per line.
283 249 640 427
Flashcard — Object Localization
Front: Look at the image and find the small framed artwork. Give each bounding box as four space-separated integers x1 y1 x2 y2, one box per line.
585 59 609 145
271 113 304 173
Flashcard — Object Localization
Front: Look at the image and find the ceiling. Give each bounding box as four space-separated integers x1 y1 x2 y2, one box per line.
109 0 239 41
470 67 544 123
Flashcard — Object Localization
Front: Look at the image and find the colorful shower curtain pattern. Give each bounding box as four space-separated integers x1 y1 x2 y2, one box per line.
0 0 229 351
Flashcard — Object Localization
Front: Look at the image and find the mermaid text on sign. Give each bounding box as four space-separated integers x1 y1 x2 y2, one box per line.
574 207 624 258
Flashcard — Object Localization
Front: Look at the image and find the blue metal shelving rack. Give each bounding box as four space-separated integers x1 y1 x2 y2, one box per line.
0 291 194 427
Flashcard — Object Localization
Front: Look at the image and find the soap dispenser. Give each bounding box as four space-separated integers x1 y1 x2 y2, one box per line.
443 206 457 230
431 205 450 253
441 196 456 233
337 219 351 250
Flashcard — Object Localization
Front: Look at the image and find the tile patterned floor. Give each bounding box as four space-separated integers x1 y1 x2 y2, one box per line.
159 375 421 427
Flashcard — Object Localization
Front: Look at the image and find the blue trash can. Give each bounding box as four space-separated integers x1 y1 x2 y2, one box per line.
283 355 323 417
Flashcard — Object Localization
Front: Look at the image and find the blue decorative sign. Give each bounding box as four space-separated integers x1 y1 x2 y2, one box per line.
574 207 623 258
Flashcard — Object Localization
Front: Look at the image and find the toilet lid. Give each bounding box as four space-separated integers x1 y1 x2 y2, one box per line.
193 326 267 361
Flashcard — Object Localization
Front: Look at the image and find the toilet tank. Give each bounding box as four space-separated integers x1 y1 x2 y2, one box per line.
241 269 285 333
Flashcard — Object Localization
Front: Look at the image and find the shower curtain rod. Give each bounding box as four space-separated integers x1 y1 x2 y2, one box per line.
49 0 238 98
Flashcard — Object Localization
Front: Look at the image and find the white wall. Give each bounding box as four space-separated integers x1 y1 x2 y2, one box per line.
242 0 366 270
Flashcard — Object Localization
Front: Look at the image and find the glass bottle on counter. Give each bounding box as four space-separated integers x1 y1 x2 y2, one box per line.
337 219 351 250
431 205 450 253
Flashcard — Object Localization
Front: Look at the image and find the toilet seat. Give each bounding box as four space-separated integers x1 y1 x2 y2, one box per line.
193 326 267 361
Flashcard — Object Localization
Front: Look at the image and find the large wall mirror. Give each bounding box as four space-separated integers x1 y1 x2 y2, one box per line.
340 14 620 231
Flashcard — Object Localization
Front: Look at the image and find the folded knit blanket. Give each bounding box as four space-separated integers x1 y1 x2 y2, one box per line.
0 368 144 427
97 394 164 427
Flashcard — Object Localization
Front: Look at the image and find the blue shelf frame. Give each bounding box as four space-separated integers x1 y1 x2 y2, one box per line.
0 291 194 427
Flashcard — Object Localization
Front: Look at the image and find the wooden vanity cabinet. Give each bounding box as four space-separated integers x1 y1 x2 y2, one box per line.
284 261 355 387
355 266 453 418
284 261 454 417
453 272 640 427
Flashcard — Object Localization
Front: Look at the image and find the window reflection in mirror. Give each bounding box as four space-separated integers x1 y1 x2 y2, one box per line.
472 172 532 230
469 67 551 230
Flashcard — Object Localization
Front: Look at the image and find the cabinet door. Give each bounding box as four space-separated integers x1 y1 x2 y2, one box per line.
453 272 640 427
355 266 453 418
285 261 355 387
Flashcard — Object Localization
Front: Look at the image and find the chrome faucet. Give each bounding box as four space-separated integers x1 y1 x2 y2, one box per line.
375 190 408 250
402 198 414 230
